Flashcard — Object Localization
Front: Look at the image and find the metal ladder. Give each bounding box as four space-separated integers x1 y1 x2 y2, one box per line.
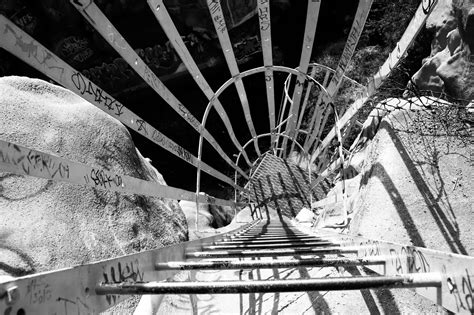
0 0 473 313
1 215 473 313
99 220 441 296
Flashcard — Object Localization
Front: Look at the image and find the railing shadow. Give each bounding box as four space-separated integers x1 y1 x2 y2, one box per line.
242 174 332 314
371 118 468 254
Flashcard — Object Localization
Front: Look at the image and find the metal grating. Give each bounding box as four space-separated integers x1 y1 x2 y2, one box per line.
247 153 330 217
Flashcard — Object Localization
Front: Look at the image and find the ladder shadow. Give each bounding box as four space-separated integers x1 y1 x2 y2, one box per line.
359 121 468 254
344 266 401 315
386 119 467 254
241 175 332 314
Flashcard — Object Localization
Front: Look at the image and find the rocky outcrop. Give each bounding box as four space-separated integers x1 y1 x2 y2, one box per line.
347 99 473 255
410 0 473 100
0 76 188 280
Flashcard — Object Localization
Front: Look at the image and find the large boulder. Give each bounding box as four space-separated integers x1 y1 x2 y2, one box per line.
0 76 188 278
349 99 473 255
410 0 474 100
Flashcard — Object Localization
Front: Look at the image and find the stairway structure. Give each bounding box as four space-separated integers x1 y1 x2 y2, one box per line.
0 0 473 313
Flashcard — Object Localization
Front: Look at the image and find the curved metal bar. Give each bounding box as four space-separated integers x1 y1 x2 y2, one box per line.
196 65 325 219
198 66 324 171
289 66 317 155
279 68 333 159
308 63 367 91
285 63 367 151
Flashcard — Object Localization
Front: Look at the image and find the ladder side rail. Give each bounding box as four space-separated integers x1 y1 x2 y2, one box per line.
302 62 368 153
328 232 474 314
0 220 260 314
0 16 243 188
280 0 321 157
207 0 261 156
312 0 373 151
257 0 276 144
0 139 243 206
325 0 374 98
147 0 252 168
302 67 332 152
69 0 243 178
310 0 439 164
292 66 318 156
368 0 439 95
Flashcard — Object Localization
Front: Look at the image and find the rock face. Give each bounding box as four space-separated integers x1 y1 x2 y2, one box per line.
0 76 188 278
410 0 474 100
349 101 473 255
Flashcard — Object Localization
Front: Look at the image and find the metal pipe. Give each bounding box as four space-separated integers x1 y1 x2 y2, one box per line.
185 245 360 259
155 256 386 270
216 237 325 244
223 237 329 243
239 232 310 237
201 241 335 250
96 273 442 295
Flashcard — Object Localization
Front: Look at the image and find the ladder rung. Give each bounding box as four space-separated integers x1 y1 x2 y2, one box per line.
201 241 335 250
238 232 310 237
186 245 358 258
215 237 326 244
222 235 337 241
96 273 442 295
155 256 387 270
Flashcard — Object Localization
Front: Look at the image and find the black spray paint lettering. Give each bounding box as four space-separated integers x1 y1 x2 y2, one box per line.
208 0 226 33
443 265 473 312
422 0 436 14
89 169 122 188
213 14 226 34
26 279 52 305
0 144 25 166
389 246 430 274
359 239 381 257
1 145 70 179
461 269 473 312
208 0 221 15
334 18 362 83
136 119 148 135
258 5 270 31
26 150 70 179
57 297 90 315
71 72 123 116
175 144 192 163
102 260 144 305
